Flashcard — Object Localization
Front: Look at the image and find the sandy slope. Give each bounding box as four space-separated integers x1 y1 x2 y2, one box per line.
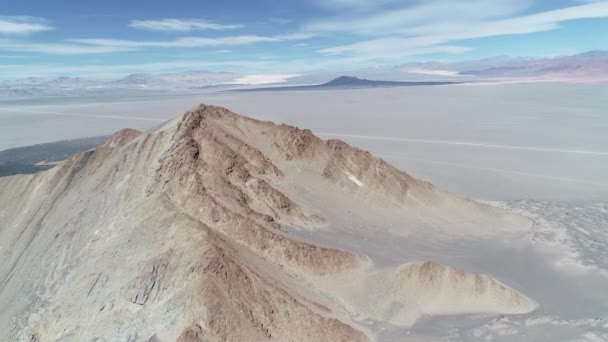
0 105 539 341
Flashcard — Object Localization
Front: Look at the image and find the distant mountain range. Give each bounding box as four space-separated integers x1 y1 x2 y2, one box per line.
458 51 608 77
233 76 461 92
1 50 606 99
398 50 608 78
0 71 239 98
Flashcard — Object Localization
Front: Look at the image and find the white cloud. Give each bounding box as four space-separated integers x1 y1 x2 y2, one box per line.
312 0 608 61
0 32 312 55
71 33 311 49
0 40 134 54
319 37 471 59
307 0 532 34
72 36 276 48
273 32 315 40
0 16 52 34
404 1 608 41
0 54 29 58
129 18 243 32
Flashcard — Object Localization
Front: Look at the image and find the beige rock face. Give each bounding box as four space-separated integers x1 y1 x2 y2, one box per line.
0 105 536 341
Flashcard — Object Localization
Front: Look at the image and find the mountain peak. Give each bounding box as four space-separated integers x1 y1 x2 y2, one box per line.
99 128 142 150
0 104 535 341
323 75 365 86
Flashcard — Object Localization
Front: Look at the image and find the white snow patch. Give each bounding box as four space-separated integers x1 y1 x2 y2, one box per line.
345 172 363 186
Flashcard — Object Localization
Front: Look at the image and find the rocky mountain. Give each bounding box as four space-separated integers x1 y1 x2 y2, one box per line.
0 105 537 341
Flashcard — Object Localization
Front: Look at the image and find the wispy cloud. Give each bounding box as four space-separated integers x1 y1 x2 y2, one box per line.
319 38 471 59
0 32 312 55
71 33 312 49
0 16 52 34
307 0 531 34
310 0 608 61
0 40 134 54
312 0 399 11
128 18 243 32
0 54 29 58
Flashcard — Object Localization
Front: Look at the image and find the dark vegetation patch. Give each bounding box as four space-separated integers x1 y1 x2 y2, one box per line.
0 136 106 177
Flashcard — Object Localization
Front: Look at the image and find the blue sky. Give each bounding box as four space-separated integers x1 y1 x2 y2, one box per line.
1 0 607 79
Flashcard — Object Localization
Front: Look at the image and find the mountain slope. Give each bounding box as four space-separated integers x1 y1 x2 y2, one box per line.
0 105 536 341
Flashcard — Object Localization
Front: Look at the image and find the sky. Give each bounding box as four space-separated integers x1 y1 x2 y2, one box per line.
1 0 608 79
